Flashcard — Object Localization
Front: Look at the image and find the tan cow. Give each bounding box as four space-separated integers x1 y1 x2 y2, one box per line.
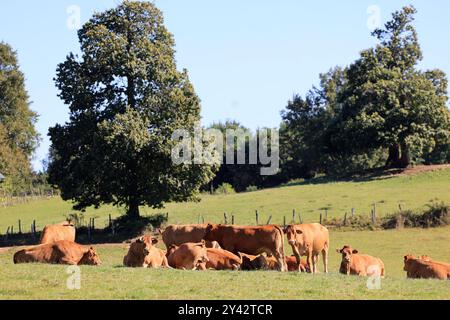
166 241 209 270
123 236 169 268
204 224 286 271
337 245 385 277
162 224 221 249
205 248 241 270
39 222 76 244
420 255 450 268
284 223 329 273
404 255 449 280
266 255 309 272
13 240 101 265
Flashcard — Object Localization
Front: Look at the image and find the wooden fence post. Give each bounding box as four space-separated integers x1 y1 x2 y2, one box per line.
266 215 272 225
344 212 347 226
231 215 235 225
325 209 328 220
224 212 228 225
202 215 205 224
351 208 355 217
298 212 303 224
18 219 22 234
166 212 169 222
109 214 112 228
283 216 286 228
320 213 322 225
292 209 295 223
255 210 259 225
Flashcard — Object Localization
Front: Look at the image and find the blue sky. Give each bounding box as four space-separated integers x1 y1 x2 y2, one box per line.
1 0 449 171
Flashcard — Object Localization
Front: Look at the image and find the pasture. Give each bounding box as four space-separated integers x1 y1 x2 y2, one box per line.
0 226 449 300
0 168 449 233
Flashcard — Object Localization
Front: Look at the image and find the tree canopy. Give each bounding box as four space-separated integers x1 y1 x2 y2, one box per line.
48 1 215 217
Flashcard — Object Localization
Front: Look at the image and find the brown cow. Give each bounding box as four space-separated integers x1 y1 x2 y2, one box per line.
39 222 76 244
266 255 309 272
167 241 209 270
161 224 220 249
404 255 449 280
123 236 169 268
205 248 241 270
204 224 286 271
337 245 385 277
284 223 329 273
13 240 101 265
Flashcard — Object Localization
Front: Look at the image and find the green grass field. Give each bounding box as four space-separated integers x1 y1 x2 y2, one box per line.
1 168 449 232
0 168 449 300
1 226 449 299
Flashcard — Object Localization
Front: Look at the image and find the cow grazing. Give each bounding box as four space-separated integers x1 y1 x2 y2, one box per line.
162 224 221 249
205 248 241 270
13 240 101 265
337 245 385 277
284 223 329 273
166 241 209 270
239 253 269 271
123 236 169 268
39 222 76 244
404 255 449 280
204 224 286 271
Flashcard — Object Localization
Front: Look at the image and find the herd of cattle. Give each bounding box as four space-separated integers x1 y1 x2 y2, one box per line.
11 221 450 280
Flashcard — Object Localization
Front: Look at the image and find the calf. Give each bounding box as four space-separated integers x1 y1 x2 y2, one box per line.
337 245 385 277
123 236 169 268
14 240 101 265
167 241 209 270
404 255 449 280
205 248 241 270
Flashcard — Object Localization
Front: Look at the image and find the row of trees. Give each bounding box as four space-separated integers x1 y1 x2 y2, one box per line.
1 3 449 218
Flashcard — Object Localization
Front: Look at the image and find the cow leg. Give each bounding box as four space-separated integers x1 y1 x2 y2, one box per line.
306 252 313 274
322 249 329 273
273 251 286 272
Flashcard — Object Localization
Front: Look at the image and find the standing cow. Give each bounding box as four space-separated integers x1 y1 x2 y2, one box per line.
161 224 220 249
284 223 329 273
39 222 76 244
203 224 286 271
337 245 385 277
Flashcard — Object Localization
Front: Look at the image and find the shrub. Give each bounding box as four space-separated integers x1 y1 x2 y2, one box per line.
214 183 236 195
245 185 258 192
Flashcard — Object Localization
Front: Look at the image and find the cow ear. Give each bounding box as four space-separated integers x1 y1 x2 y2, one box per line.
352 250 358 254
336 248 341 253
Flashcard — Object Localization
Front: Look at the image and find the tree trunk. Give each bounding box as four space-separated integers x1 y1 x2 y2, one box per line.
385 144 400 168
127 198 140 219
398 143 411 168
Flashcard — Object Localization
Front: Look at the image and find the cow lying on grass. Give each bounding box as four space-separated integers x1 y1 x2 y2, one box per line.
166 241 209 270
40 222 76 244
404 255 449 280
204 248 241 270
337 245 385 277
14 240 101 265
123 236 169 268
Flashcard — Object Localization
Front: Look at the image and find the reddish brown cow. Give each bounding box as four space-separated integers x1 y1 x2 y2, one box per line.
264 255 309 272
167 241 209 270
161 224 220 249
204 224 286 271
284 223 329 273
337 245 385 277
123 236 169 268
205 248 241 270
39 222 76 244
239 253 269 271
13 240 101 265
404 255 449 280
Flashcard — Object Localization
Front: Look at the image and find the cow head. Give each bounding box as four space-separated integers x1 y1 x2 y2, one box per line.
403 254 415 271
239 253 268 271
79 247 102 265
284 225 303 247
131 236 156 257
336 245 358 264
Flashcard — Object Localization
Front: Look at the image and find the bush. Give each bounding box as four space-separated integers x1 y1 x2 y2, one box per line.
245 185 258 192
214 183 236 195
381 202 449 229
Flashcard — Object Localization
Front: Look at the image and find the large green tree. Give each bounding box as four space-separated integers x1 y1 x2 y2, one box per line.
335 6 450 168
48 2 215 218
0 42 40 192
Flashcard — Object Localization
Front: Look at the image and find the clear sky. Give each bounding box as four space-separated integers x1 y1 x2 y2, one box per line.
1 0 449 171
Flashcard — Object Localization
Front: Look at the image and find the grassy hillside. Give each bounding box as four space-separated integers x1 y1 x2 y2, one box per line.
1 168 449 232
1 226 449 299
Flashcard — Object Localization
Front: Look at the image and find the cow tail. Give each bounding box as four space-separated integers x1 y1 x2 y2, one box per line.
273 225 286 271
